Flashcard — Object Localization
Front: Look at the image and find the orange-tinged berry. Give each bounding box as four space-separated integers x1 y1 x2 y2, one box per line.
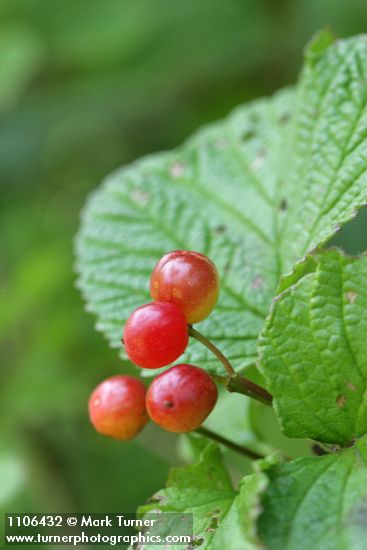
150 250 219 324
89 375 148 440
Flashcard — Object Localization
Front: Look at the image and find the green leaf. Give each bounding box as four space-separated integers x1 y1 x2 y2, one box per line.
259 249 367 445
279 34 367 265
137 442 281 550
258 434 367 550
75 34 367 374
76 88 293 373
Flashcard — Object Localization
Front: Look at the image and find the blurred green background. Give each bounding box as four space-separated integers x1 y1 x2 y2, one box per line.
2 0 367 544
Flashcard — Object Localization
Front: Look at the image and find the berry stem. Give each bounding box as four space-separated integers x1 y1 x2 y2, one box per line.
188 326 235 376
188 326 273 407
196 426 264 460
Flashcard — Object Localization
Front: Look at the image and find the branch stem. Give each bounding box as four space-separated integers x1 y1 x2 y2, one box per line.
196 426 264 460
188 325 235 376
188 326 273 406
226 373 273 407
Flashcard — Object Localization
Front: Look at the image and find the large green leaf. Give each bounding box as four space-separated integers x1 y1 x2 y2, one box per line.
76 33 367 374
258 434 367 550
259 249 367 445
136 442 281 550
76 88 293 373
279 33 367 265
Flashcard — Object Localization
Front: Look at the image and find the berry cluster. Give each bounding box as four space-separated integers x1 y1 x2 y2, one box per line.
89 251 220 440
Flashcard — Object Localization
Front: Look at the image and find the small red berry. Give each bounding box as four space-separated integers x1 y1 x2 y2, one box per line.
150 250 219 324
89 375 148 440
123 302 188 369
146 364 218 433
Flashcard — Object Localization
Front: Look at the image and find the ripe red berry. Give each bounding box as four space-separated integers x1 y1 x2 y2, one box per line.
146 364 218 433
88 375 148 440
150 250 219 324
123 302 188 369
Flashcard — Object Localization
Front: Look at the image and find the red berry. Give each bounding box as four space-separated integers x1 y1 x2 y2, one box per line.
150 250 219 324
146 364 218 433
89 375 148 440
123 302 188 369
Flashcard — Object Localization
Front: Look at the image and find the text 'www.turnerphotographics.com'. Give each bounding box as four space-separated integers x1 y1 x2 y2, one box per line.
5 513 194 546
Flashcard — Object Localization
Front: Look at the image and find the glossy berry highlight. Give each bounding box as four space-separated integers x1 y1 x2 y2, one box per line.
150 250 219 324
146 364 218 433
123 302 188 369
89 375 148 440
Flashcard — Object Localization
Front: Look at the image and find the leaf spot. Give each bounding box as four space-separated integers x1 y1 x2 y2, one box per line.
346 291 358 304
186 537 204 549
279 198 288 211
170 162 185 178
336 394 347 408
131 188 150 205
251 275 264 290
207 508 221 516
251 149 266 171
215 224 227 234
205 515 219 533
147 493 166 504
279 112 291 124
240 129 256 142
215 139 228 150
346 381 357 391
